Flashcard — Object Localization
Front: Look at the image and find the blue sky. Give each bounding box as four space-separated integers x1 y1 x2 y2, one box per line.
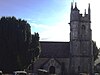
0 0 100 48
0 0 70 25
0 0 71 40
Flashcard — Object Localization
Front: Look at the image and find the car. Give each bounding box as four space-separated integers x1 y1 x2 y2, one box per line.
0 71 2 75
14 71 27 75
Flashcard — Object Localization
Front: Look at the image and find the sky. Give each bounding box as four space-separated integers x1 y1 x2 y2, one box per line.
0 0 100 48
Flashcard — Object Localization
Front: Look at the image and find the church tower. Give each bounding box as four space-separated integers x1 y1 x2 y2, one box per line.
69 2 94 74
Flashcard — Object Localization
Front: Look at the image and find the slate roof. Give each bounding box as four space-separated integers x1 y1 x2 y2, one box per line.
39 41 70 58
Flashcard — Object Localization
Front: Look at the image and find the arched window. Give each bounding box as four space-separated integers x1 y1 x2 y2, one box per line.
49 66 55 74
82 25 86 30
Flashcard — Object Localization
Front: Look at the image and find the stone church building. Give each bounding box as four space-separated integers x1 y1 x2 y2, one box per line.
33 3 94 75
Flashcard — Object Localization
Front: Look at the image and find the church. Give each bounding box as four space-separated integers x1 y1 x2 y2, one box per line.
32 2 94 75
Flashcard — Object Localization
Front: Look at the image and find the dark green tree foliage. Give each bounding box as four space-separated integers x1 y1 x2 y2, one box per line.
0 16 32 73
93 41 99 61
30 33 40 61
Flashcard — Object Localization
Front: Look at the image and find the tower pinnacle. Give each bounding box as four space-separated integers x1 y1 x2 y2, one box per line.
71 2 73 10
75 2 77 8
88 3 91 20
84 9 86 16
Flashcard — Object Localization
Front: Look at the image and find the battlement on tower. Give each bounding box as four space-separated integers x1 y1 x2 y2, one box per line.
70 2 90 22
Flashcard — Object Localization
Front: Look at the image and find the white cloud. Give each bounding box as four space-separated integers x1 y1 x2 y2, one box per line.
29 13 70 42
31 23 50 30
39 20 70 41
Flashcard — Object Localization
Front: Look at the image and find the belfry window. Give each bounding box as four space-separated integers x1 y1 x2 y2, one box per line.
82 25 86 30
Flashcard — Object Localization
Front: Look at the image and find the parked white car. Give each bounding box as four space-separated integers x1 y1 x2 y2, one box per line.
0 71 2 75
14 71 27 75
